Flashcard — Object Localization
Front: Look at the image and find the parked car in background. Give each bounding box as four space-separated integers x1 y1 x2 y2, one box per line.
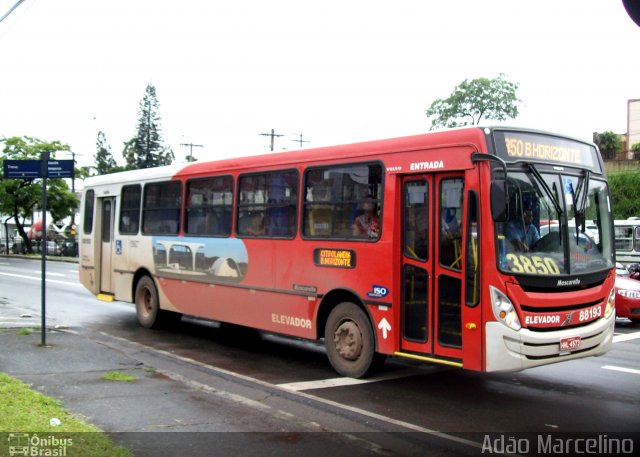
614 275 640 323
35 240 62 256
616 262 629 277
60 240 78 257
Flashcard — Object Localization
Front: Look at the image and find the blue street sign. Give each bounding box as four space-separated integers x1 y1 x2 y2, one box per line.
2 159 74 179
46 160 74 178
2 160 41 178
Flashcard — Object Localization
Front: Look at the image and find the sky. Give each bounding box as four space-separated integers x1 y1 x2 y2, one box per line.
0 0 639 169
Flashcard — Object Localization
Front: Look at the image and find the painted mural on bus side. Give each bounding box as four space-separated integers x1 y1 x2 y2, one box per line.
152 236 248 283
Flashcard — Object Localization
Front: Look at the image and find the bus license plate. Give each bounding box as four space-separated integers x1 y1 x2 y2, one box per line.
560 336 581 352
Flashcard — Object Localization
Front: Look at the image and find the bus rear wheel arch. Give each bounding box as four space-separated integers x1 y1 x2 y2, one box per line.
134 275 181 329
324 301 384 378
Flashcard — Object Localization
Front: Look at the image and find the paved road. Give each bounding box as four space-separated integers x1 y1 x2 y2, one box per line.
1 256 639 456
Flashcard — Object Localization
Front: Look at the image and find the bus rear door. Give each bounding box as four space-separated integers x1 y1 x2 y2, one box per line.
99 197 116 295
400 173 465 365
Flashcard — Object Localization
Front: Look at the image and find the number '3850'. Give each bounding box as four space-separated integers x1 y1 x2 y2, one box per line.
506 254 561 275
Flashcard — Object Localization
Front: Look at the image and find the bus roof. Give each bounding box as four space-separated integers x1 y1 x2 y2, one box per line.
82 126 597 189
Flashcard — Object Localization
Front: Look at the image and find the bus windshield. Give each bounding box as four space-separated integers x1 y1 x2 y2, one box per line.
495 169 614 277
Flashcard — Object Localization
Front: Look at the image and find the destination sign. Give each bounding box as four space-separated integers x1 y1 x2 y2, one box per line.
493 131 600 172
314 248 356 268
3 159 74 179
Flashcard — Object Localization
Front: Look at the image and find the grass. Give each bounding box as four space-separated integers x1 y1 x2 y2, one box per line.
17 328 31 336
0 372 132 456
101 371 137 382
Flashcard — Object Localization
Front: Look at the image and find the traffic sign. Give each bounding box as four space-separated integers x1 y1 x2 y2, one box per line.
3 159 41 179
46 160 74 178
2 159 74 179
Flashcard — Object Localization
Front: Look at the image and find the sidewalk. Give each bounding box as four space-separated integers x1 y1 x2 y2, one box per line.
1 326 436 457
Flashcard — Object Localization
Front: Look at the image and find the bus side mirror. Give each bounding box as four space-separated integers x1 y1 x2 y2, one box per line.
491 180 507 222
623 0 640 27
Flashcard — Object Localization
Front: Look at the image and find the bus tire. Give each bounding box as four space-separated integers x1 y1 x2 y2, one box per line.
135 276 162 329
325 302 380 378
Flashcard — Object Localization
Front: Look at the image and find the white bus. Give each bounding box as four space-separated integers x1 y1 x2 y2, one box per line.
614 218 640 265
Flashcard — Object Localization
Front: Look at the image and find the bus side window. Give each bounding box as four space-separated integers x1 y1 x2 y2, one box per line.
83 189 95 234
303 162 382 240
119 185 141 234
185 176 233 237
142 181 182 235
465 191 480 306
237 170 298 238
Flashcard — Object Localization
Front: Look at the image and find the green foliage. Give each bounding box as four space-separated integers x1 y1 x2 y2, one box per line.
94 131 117 175
0 373 133 455
426 74 520 130
594 131 623 161
608 171 640 219
631 142 640 160
0 136 78 253
129 83 174 169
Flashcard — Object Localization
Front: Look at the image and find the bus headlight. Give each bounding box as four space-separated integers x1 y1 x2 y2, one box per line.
605 287 615 318
490 286 521 331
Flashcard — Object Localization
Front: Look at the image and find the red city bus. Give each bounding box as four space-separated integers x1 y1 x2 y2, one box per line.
79 127 616 378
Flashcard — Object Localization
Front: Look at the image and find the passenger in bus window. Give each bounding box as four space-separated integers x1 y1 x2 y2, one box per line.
441 208 460 239
507 209 540 252
243 211 265 236
352 196 380 239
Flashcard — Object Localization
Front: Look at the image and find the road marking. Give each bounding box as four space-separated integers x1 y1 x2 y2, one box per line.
95 330 483 451
602 365 640 375
0 271 82 286
613 331 640 343
277 368 424 391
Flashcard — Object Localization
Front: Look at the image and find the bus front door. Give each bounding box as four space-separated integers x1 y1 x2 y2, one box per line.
99 197 115 295
400 174 464 364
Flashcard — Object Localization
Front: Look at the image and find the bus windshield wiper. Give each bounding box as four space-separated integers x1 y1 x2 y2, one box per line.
527 164 563 216
575 170 591 216
569 182 581 245
572 170 591 243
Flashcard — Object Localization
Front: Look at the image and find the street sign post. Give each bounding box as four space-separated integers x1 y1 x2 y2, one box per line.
2 155 74 346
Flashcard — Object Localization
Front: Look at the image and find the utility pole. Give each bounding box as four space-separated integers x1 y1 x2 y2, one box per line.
259 129 284 151
180 142 203 162
292 133 310 148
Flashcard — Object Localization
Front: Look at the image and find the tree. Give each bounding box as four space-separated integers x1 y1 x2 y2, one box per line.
94 131 117 175
130 83 174 169
426 74 520 130
122 137 136 169
631 142 640 161
0 136 78 253
594 131 622 161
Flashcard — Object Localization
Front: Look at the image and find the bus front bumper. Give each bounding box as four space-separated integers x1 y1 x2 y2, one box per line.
484 313 615 372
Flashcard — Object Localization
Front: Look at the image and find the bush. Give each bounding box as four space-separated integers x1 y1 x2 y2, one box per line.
608 171 640 219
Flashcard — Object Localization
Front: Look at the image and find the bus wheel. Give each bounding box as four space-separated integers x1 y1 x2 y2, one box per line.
325 302 378 378
135 276 161 329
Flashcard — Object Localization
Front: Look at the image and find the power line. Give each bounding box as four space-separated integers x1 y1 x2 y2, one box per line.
259 128 284 152
0 0 26 25
292 133 310 148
